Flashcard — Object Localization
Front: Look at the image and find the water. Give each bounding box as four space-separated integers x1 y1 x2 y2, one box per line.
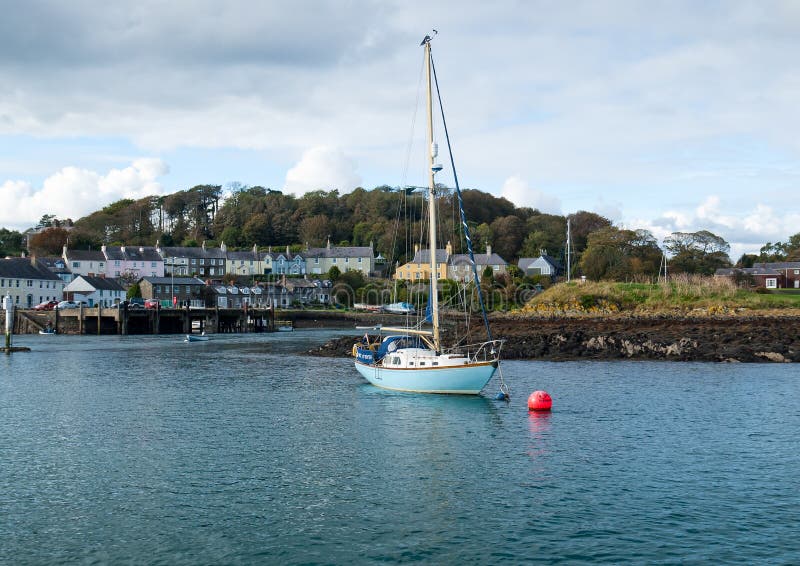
2 331 799 564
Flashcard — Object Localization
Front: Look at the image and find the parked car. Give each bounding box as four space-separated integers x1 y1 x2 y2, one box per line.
144 299 159 309
56 300 79 309
34 300 59 311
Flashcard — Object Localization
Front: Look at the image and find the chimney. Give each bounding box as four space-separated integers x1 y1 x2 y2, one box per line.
286 245 290 255
220 241 227 253
120 245 126 253
202 241 206 251
486 244 492 256
253 244 258 255
101 244 107 254
62 244 68 259
445 241 452 256
30 254 36 267
414 243 419 254
326 236 331 250
139 246 144 253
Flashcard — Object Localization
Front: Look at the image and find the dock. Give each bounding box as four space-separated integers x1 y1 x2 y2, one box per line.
7 304 276 335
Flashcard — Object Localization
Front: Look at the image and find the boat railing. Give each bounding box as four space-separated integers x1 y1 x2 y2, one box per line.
443 339 504 363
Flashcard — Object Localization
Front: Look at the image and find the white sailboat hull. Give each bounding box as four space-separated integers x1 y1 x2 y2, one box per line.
354 360 496 395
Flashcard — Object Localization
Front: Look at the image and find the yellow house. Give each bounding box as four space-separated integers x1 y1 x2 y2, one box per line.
394 242 452 280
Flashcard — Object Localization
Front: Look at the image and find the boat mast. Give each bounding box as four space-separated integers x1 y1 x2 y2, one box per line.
566 217 571 282
423 36 441 351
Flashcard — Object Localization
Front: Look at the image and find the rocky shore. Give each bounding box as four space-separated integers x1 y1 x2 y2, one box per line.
307 313 800 363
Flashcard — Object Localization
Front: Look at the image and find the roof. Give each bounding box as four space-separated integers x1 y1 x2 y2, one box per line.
450 253 507 266
226 250 262 261
66 276 126 292
160 246 226 259
65 249 106 261
140 276 207 285
518 255 562 270
37 256 71 273
715 267 781 276
409 249 449 264
103 246 162 262
0 258 63 281
305 246 374 259
752 262 800 270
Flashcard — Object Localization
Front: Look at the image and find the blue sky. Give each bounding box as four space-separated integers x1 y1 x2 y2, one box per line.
1 0 799 259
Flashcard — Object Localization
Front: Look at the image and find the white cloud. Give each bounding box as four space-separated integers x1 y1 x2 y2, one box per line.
284 146 361 195
499 175 561 214
0 158 169 230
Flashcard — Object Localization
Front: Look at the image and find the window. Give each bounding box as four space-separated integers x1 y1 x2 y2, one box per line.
151 262 157 268
99 263 105 268
358 257 362 263
156 286 161 293
115 260 120 266
795 270 799 275
72 262 80 268
314 258 319 264
766 278 778 289
191 259 197 265
332 258 337 263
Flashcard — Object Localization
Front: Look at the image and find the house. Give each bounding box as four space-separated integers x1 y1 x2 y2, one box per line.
271 246 306 276
305 239 376 276
139 276 207 306
0 257 66 308
64 275 126 307
224 244 272 277
158 242 226 278
715 266 784 289
37 256 74 283
715 261 800 289
518 254 563 279
448 245 508 281
394 242 452 280
282 278 319 306
63 246 107 278
753 262 800 289
102 245 164 279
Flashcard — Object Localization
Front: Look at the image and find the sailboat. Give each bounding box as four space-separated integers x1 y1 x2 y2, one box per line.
353 33 505 395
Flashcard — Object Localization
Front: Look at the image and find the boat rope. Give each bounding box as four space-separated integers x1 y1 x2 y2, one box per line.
431 49 510 399
429 53 492 342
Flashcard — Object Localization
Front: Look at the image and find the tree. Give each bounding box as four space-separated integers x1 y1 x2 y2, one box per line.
488 215 526 260
28 227 69 255
327 265 341 281
567 211 612 254
736 254 758 268
664 230 731 274
0 229 25 257
127 282 142 299
580 227 662 280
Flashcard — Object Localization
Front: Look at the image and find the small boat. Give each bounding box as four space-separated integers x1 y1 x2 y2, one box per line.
276 321 294 332
383 302 416 314
353 33 505 396
39 328 56 335
184 332 210 342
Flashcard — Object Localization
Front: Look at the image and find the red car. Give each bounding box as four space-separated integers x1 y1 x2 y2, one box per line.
144 299 160 309
34 300 59 311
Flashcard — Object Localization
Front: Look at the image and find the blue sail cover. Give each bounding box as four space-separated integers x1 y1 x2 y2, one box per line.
425 280 433 323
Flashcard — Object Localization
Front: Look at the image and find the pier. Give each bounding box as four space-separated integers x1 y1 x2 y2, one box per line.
8 304 275 335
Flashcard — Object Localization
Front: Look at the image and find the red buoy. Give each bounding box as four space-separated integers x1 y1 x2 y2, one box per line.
528 390 552 411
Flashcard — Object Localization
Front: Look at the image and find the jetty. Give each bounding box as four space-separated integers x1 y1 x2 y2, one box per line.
6 304 275 336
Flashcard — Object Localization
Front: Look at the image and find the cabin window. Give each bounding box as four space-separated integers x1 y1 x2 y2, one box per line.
420 362 426 366
432 362 438 366
409 362 414 366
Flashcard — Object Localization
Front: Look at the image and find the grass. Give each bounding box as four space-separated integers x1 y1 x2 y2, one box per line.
521 274 800 315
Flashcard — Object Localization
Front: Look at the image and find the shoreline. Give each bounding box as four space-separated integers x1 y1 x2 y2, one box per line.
305 311 800 363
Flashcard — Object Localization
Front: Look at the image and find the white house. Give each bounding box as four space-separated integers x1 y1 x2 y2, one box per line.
64 275 126 307
518 255 563 279
0 257 66 308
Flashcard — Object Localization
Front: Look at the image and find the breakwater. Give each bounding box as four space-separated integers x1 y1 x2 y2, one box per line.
309 314 800 363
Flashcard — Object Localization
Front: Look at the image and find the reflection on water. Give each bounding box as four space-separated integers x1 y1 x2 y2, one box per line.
2 336 800 563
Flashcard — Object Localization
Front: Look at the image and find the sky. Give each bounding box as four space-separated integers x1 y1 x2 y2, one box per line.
1 0 799 260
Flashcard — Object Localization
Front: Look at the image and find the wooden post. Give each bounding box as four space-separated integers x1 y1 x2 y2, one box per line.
3 294 12 353
78 303 84 335
97 306 102 335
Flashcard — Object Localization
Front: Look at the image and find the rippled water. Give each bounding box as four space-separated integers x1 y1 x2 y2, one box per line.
2 331 799 564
